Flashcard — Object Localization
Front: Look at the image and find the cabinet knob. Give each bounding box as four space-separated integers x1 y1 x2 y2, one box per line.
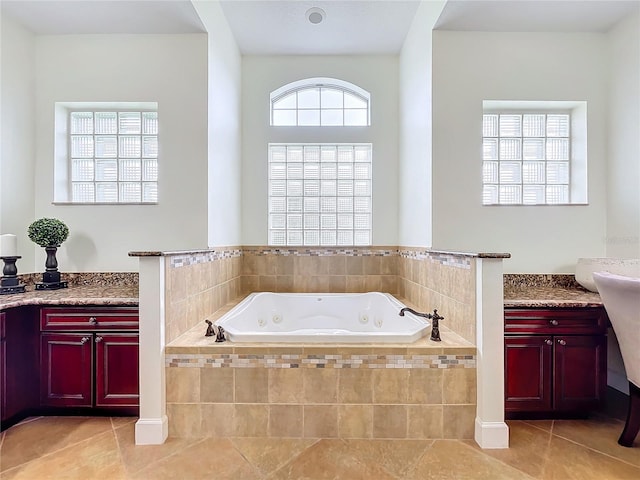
545 339 553 345
88 316 98 325
549 319 559 326
557 339 567 346
80 336 90 344
95 336 103 343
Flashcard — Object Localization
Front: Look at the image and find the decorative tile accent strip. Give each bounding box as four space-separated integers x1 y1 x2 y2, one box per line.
398 249 472 269
166 353 476 369
242 247 398 257
157 246 497 268
170 249 243 268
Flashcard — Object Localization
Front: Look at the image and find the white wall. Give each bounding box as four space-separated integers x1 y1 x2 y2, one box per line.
192 0 242 248
432 31 609 273
398 0 447 248
605 10 640 394
0 13 37 270
241 55 399 245
606 11 640 259
33 34 208 272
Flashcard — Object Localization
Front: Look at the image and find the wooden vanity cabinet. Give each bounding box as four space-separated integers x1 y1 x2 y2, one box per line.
0 307 39 428
1 312 5 420
504 307 607 417
40 307 139 412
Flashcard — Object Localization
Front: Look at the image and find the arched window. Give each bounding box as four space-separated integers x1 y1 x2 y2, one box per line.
270 77 370 127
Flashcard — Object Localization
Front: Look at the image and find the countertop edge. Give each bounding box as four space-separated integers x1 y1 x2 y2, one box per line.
504 300 603 308
1 297 139 311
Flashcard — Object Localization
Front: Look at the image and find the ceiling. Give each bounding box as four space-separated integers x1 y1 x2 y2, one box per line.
1 0 638 54
0 0 206 34
218 0 421 55
435 0 640 32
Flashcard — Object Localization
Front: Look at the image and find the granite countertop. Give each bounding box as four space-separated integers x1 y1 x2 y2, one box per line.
503 274 602 308
0 285 139 310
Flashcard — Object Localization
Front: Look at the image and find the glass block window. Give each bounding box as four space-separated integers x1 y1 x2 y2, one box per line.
69 110 158 203
269 144 372 246
270 78 370 127
482 113 570 205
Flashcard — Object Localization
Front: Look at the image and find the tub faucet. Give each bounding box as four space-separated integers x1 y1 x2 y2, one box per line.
399 307 444 342
430 309 444 342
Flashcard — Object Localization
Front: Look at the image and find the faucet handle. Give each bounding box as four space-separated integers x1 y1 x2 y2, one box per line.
430 309 443 342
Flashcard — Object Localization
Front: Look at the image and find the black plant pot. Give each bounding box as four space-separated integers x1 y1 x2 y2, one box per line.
35 246 68 290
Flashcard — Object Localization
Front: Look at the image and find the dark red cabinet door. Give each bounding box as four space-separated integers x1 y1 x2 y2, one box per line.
505 335 553 412
95 333 139 407
1 312 6 420
554 335 607 411
40 333 93 407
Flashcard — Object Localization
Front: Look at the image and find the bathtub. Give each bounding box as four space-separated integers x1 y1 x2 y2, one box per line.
214 292 430 343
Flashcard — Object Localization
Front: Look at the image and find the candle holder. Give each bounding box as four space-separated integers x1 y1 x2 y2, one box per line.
0 256 26 295
34 246 68 290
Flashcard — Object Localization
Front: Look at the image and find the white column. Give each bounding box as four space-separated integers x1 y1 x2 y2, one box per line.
474 257 509 448
135 256 168 445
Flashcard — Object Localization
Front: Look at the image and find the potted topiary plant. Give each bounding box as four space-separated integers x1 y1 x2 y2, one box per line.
28 217 69 290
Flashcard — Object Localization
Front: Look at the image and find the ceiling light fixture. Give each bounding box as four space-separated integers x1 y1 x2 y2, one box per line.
306 7 326 25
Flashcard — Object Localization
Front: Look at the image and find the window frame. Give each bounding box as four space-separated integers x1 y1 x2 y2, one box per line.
270 77 371 127
481 100 588 206
53 102 159 205
268 143 373 247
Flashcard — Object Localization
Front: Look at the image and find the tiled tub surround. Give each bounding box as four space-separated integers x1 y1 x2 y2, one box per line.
131 247 508 448
164 248 242 344
165 329 476 439
242 247 398 294
398 248 477 344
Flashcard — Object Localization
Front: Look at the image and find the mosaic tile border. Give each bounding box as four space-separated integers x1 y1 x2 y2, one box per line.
242 247 398 257
398 249 472 270
167 247 481 269
170 249 243 268
166 353 476 369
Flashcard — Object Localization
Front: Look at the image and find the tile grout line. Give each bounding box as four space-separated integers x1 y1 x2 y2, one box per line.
550 431 640 469
536 419 555 479
228 440 266 480
260 438 325 479
110 417 130 478
0 426 116 477
456 439 540 480
122 432 212 476
398 439 435 480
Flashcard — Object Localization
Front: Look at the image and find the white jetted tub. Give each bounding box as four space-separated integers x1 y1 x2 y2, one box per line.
214 292 430 343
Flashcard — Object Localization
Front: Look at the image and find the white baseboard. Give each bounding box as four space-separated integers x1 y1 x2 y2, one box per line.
135 416 168 445
474 418 509 449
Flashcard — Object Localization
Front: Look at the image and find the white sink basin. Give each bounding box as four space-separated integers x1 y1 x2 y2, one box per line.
575 258 640 292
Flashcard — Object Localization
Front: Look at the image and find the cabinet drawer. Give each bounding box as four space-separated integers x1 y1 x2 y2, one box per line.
505 308 607 335
40 307 139 331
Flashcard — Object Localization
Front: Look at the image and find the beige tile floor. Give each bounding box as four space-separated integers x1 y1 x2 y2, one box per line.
0 414 639 479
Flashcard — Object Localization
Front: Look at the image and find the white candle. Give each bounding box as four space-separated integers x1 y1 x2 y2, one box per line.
0 234 18 257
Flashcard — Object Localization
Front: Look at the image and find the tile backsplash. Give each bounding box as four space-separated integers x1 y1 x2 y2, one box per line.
163 246 478 344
